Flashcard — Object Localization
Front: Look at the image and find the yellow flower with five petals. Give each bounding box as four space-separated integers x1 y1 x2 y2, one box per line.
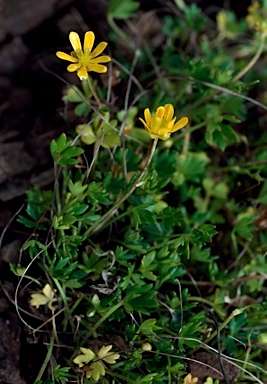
56 31 111 80
73 345 120 381
139 104 188 140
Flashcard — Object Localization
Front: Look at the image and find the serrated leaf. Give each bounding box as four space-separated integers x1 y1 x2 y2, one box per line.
124 284 157 314
138 318 162 335
68 180 87 196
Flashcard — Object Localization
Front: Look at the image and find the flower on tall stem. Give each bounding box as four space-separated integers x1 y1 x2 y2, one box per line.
73 345 120 381
139 104 188 140
56 31 111 80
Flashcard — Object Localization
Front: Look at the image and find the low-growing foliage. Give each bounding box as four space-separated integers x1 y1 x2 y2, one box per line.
7 1 267 383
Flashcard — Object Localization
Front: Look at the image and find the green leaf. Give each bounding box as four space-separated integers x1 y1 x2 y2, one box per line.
21 240 48 258
132 206 157 229
17 215 37 228
75 102 91 117
160 207 182 230
220 123 239 142
124 284 157 314
50 133 83 167
71 204 88 216
191 224 217 246
53 365 72 384
139 251 157 281
68 180 87 196
108 0 139 19
138 318 162 336
223 114 241 123
63 86 83 102
87 182 110 204
232 216 257 240
10 263 26 277
213 129 226 151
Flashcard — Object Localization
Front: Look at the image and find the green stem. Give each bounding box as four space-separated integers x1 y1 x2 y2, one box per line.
85 301 124 338
34 331 54 383
230 34 266 84
54 166 62 216
186 296 225 318
53 278 68 308
84 138 158 236
107 15 132 46
105 370 136 383
204 305 260 346
87 77 103 108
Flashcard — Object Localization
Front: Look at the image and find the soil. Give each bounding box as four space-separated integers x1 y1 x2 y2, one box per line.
0 1 113 382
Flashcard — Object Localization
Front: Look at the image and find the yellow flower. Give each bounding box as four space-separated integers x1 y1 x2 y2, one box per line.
73 345 120 381
56 31 111 80
30 284 57 311
139 104 188 140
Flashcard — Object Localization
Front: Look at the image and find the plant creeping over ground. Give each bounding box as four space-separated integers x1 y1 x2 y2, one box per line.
7 1 267 383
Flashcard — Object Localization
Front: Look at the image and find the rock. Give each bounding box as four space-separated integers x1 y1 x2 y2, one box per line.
0 37 29 75
0 0 57 35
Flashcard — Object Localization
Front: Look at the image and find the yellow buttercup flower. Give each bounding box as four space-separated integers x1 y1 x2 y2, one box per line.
56 31 111 80
73 345 120 381
139 104 188 140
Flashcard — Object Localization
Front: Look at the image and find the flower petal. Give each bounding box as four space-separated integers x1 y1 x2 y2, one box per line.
167 117 176 129
89 55 111 64
164 104 174 121
84 31 95 53
56 51 78 63
151 116 162 132
155 106 165 119
144 108 152 125
69 31 82 52
67 63 80 72
77 67 89 80
87 63 108 73
90 42 108 58
170 116 189 132
139 117 150 131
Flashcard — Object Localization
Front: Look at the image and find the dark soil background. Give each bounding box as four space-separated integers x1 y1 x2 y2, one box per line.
0 2 112 382
0 0 253 383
